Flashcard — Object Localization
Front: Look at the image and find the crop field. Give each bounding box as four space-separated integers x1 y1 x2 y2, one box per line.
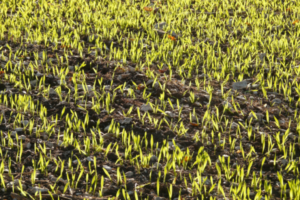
1 0 300 199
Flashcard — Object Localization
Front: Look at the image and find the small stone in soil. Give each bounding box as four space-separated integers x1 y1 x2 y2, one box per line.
150 155 158 164
125 171 134 178
232 80 248 90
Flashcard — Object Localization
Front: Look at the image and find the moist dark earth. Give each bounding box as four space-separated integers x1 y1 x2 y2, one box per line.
0 0 300 200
